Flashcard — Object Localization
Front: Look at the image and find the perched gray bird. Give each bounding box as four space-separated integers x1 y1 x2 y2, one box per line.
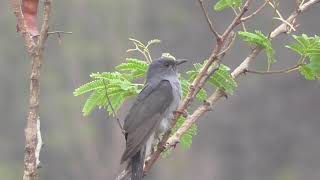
120 56 186 180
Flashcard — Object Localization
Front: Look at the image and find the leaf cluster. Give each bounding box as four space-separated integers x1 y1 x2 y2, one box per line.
214 0 243 12
239 30 276 70
73 59 147 116
286 34 320 80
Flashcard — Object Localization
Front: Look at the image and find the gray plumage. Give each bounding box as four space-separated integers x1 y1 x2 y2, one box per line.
120 57 185 180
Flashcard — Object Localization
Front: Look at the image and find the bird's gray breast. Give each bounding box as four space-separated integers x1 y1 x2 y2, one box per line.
157 77 182 134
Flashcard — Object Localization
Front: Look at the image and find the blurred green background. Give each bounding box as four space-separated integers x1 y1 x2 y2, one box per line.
1 0 320 179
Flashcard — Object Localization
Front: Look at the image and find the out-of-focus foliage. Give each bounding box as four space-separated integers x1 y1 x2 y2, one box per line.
286 34 320 80
239 30 275 70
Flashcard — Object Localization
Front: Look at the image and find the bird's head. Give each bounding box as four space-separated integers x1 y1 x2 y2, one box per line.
146 53 187 81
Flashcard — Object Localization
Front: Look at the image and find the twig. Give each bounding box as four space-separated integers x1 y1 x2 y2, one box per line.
268 0 284 19
232 7 247 31
221 0 252 39
241 0 270 22
127 39 153 63
47 31 72 35
245 63 303 74
34 31 72 37
197 0 221 40
272 17 296 31
102 80 125 135
217 31 237 57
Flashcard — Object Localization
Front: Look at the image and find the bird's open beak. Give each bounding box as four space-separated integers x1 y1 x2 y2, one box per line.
175 59 188 66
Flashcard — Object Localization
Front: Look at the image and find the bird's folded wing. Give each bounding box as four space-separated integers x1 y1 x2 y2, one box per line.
121 80 173 162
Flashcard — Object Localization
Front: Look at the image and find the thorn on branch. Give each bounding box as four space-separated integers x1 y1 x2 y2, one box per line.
241 0 270 22
221 0 253 39
223 93 228 99
203 100 213 111
174 110 189 118
166 137 180 149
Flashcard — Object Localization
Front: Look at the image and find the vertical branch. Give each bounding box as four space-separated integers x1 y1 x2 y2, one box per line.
11 0 51 180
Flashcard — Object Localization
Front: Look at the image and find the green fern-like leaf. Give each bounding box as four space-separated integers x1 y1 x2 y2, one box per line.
90 71 124 80
239 30 275 70
301 55 320 80
115 58 148 79
286 34 320 80
73 80 104 96
287 34 320 56
286 34 320 56
214 0 242 12
209 64 237 94
82 90 105 116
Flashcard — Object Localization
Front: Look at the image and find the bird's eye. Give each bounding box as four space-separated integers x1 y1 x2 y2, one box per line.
164 62 170 67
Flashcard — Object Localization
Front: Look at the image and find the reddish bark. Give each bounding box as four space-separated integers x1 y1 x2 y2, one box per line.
21 0 39 36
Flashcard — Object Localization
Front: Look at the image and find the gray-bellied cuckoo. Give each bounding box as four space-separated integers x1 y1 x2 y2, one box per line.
120 56 186 180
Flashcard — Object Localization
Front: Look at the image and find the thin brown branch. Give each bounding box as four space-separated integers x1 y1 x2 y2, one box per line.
241 0 270 22
245 64 303 74
218 31 236 57
197 0 221 40
34 31 73 36
166 0 320 149
221 0 252 39
232 7 247 31
48 31 72 35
